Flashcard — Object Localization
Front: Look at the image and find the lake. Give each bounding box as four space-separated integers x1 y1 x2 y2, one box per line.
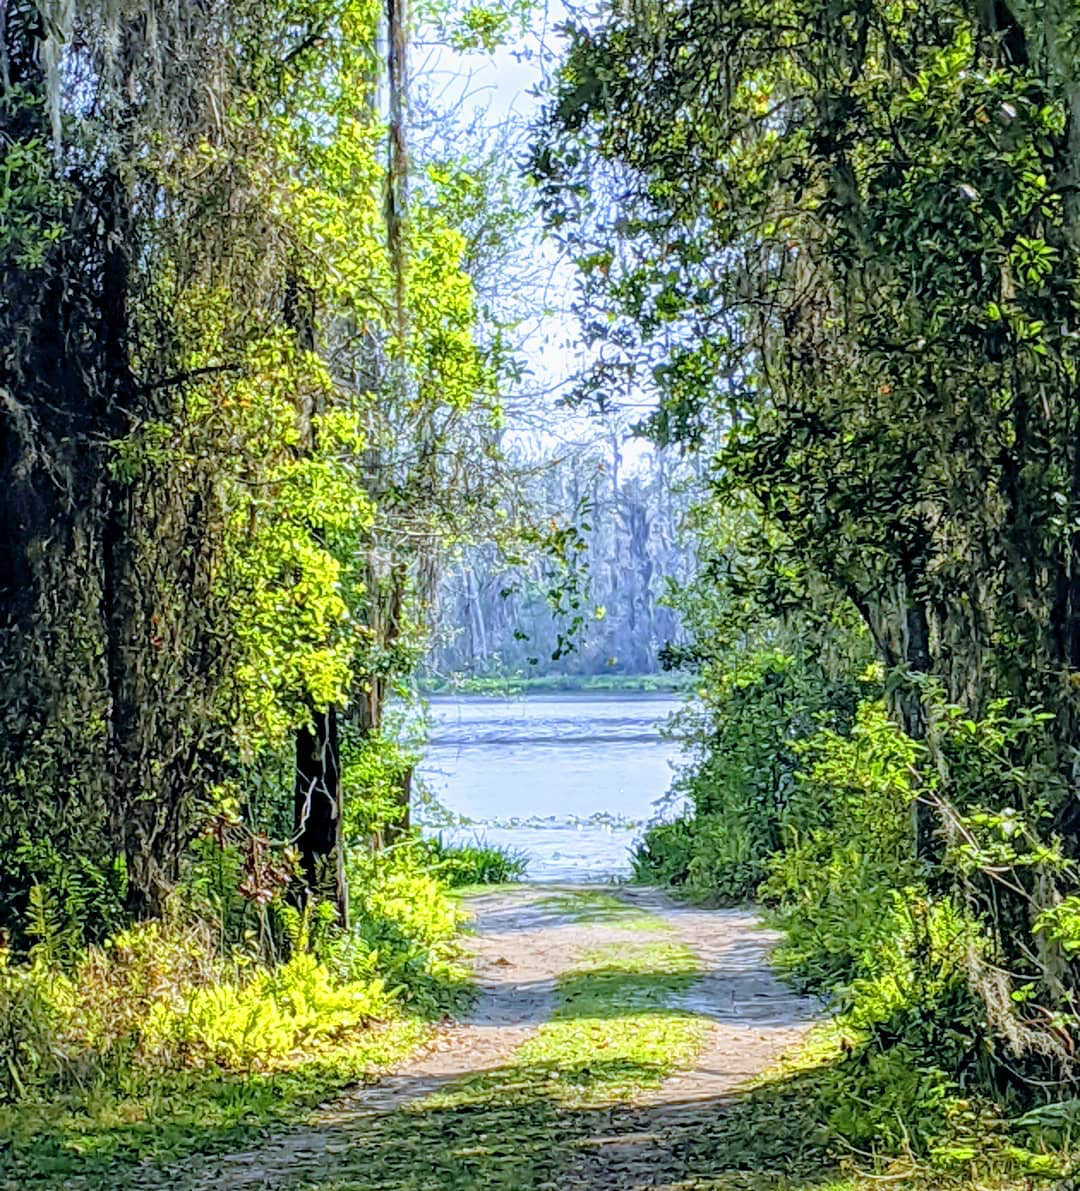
416 693 686 881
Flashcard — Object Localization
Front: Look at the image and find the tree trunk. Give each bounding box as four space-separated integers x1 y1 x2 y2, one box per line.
353 562 413 846
294 706 347 925
98 127 166 917
901 598 935 860
284 267 348 923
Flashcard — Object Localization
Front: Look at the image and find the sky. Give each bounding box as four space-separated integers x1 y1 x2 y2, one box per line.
416 2 566 123
415 7 659 474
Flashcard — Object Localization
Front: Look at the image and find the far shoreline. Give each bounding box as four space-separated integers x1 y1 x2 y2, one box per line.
420 673 693 697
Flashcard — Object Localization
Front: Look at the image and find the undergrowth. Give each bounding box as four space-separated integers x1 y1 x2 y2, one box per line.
0 840 468 1184
419 835 528 887
634 650 1080 1184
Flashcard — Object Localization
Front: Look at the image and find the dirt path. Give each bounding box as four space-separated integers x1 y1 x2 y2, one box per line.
553 886 818 1188
170 884 818 1190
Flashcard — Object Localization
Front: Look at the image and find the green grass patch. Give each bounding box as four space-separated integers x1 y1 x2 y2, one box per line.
0 1017 431 1185
305 939 709 1189
514 940 705 1105
537 887 673 931
312 1051 1062 1191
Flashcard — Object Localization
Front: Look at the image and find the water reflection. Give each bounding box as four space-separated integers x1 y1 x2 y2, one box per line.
417 694 684 881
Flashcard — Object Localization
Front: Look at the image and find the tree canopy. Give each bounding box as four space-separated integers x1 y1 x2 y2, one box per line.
535 0 1080 1071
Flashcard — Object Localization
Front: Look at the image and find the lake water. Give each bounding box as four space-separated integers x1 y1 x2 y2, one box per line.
416 693 686 882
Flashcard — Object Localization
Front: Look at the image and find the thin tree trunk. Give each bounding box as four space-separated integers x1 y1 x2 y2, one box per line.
386 0 408 345
294 706 347 924
285 270 348 924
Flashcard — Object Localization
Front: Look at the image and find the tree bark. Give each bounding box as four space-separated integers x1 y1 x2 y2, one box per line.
294 705 347 925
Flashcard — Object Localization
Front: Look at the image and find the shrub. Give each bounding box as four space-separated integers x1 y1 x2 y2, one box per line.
0 875 429 1095
143 949 391 1070
758 698 1007 1164
1 918 221 1095
761 700 923 987
632 651 875 900
631 819 696 887
348 843 467 1013
632 816 760 900
342 730 418 843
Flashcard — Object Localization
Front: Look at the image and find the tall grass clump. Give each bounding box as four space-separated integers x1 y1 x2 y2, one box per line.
420 835 528 887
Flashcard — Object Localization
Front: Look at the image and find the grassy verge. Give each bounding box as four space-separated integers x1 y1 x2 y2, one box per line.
0 850 473 1187
0 1017 433 1186
309 1017 1068 1191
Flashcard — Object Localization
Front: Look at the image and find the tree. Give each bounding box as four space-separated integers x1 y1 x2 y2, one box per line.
0 0 499 927
535 0 1080 1066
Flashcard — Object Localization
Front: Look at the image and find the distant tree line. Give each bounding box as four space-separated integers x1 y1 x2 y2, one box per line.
428 432 699 678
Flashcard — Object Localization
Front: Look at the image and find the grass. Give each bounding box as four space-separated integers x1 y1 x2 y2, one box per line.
305 937 711 1189
537 887 674 931
0 1018 432 1186
513 940 706 1104
421 836 529 887
307 1014 1070 1191
298 929 1069 1191
6 893 1070 1189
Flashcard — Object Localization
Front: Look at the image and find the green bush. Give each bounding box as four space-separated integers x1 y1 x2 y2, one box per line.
633 650 874 900
632 815 760 900
0 912 397 1086
342 730 417 843
758 698 1012 1167
631 819 697 887
762 700 923 986
348 843 467 1014
143 949 391 1070
0 842 126 954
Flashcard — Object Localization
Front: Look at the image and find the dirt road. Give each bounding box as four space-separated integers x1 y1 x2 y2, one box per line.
171 884 818 1190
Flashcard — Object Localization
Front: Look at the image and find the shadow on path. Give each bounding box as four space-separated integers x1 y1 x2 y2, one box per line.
104 885 823 1190
186 1056 843 1190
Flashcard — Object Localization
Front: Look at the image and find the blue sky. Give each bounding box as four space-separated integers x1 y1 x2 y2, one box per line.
417 6 658 471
